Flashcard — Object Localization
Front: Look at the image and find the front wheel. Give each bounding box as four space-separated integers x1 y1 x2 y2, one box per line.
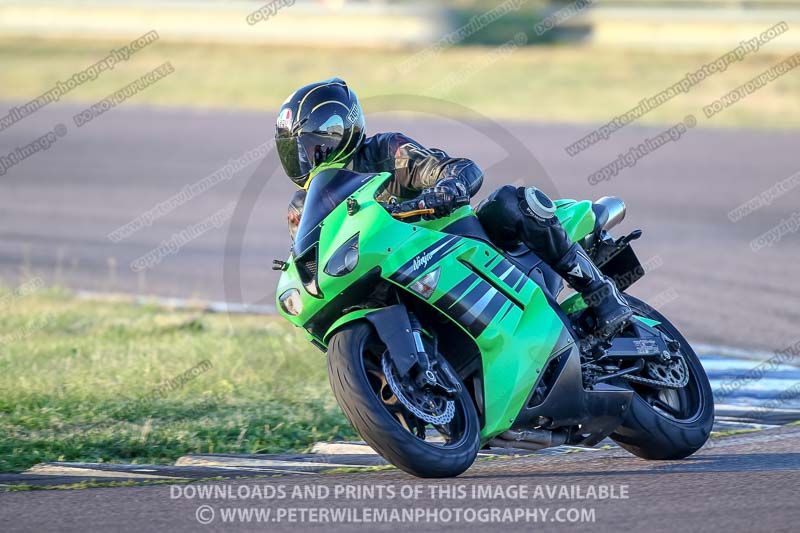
610 296 714 460
327 322 480 478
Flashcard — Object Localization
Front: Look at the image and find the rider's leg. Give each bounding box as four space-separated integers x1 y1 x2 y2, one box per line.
475 185 632 336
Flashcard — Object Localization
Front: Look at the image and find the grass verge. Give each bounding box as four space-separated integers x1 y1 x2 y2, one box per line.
0 37 799 128
0 287 356 474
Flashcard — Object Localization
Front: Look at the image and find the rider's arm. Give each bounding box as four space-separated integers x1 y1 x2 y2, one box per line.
375 133 484 198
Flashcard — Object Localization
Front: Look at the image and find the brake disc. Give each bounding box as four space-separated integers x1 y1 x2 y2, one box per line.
381 355 455 426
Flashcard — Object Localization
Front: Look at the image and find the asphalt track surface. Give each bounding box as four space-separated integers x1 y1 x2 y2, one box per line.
2 102 799 351
2 425 799 532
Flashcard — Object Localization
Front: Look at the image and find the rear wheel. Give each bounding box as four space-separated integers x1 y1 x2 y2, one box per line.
610 296 714 459
327 322 480 478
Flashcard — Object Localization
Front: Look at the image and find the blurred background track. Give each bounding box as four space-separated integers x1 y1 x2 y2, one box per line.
1 2 799 350
3 1 800 50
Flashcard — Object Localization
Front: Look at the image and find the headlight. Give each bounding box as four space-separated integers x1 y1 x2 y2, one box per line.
324 233 359 277
279 288 303 316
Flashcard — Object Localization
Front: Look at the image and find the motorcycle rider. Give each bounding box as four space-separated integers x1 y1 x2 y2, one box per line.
276 78 631 336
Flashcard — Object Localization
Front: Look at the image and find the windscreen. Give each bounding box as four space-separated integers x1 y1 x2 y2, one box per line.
292 169 374 257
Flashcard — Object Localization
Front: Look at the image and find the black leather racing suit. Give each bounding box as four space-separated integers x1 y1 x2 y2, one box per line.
287 132 482 238
286 132 632 334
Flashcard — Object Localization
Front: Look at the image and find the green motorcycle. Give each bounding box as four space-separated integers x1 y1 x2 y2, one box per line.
275 169 714 478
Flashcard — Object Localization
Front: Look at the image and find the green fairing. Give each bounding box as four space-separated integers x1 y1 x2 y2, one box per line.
324 308 381 342
277 174 597 440
554 198 596 243
560 292 588 315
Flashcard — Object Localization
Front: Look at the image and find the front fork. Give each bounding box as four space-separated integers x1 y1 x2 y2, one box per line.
408 313 459 396
364 304 459 398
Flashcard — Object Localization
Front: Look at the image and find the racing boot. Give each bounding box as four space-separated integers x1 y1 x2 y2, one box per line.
556 244 632 338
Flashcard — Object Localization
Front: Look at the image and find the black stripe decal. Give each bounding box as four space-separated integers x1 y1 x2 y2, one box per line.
433 274 479 313
490 258 513 277
504 268 524 290
491 257 525 290
485 255 502 269
466 290 508 338
434 270 515 338
498 301 515 322
447 280 493 320
389 235 461 286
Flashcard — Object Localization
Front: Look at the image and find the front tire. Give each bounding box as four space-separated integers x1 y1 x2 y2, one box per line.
610 296 714 460
327 322 480 478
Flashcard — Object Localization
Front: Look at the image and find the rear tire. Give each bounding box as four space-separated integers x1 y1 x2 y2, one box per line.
327 322 480 478
610 296 714 460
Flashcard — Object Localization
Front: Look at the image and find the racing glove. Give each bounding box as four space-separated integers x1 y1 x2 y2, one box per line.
419 178 470 219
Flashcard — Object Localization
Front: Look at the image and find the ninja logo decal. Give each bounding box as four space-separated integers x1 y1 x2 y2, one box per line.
390 236 519 338
413 250 436 271
390 236 461 286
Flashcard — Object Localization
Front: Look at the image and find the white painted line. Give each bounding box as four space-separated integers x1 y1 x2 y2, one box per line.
310 442 376 456
188 465 319 475
23 465 180 480
175 456 369 469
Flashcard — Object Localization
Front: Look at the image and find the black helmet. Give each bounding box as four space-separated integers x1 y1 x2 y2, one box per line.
275 78 366 189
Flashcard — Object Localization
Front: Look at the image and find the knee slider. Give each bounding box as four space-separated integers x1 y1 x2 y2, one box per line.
520 186 556 222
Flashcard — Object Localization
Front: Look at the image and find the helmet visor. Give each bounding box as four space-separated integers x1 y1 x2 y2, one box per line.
277 114 346 188
277 136 311 187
